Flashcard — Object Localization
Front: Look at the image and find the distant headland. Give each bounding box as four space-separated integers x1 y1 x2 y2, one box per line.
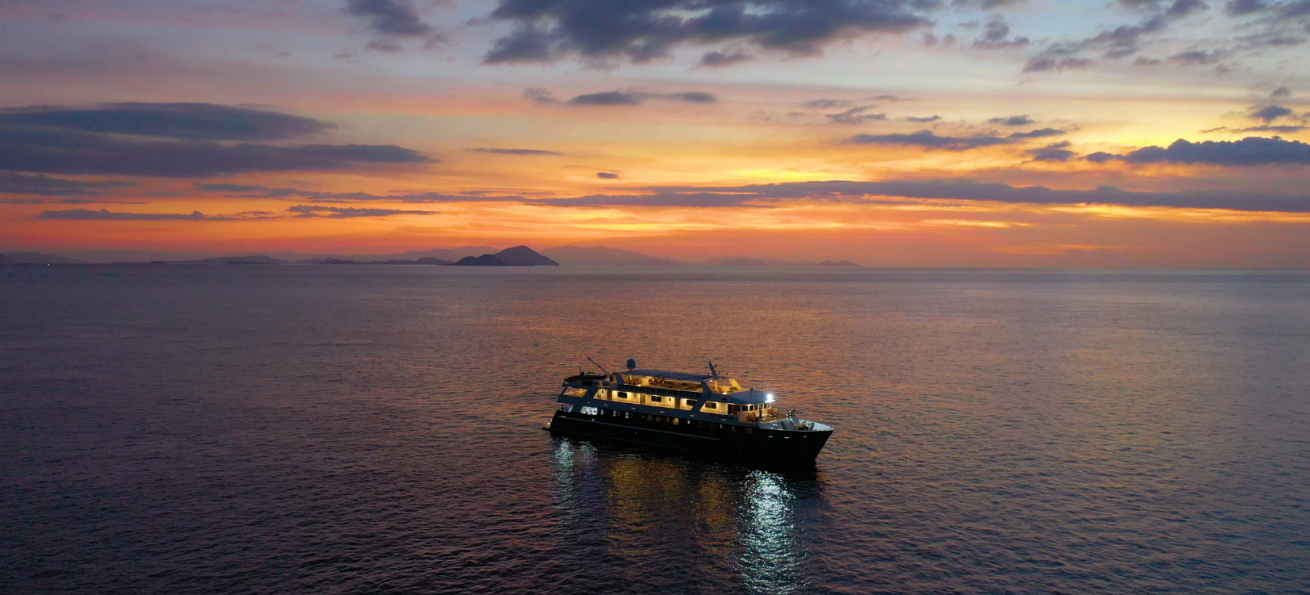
1 245 862 267
314 246 559 267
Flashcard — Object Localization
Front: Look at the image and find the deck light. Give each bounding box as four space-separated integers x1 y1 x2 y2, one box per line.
766 393 775 402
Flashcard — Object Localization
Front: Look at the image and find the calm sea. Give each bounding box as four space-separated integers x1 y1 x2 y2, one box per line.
2 265 1308 594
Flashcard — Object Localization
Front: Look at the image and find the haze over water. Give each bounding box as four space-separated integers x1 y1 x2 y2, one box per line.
3 266 1309 594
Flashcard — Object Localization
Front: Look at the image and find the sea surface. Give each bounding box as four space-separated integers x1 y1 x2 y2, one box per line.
2 265 1309 594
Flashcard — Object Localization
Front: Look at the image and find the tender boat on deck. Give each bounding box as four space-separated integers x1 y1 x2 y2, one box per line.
547 359 833 466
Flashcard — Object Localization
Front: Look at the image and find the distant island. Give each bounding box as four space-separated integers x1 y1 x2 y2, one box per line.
483 246 559 266
319 257 450 265
317 246 557 266
2 245 860 267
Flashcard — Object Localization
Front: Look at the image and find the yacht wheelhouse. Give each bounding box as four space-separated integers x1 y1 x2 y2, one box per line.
546 360 833 466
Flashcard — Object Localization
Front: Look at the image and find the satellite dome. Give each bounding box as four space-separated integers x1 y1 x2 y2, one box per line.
626 358 637 370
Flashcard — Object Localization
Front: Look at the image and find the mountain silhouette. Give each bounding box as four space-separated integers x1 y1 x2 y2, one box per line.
172 255 283 264
454 254 509 266
494 246 558 266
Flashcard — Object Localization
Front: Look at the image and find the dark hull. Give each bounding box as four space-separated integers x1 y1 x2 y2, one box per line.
549 411 831 467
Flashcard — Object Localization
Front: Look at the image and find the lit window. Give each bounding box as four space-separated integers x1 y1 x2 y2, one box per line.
580 406 599 416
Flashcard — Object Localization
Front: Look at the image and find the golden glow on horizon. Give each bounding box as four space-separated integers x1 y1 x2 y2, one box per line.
3 76 1309 266
923 219 1031 228
991 244 1127 256
1048 205 1310 224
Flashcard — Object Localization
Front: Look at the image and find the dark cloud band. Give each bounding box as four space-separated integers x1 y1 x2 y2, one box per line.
38 209 233 221
621 179 1310 212
197 178 1310 213
289 205 440 218
0 103 331 141
1120 136 1310 165
1 172 133 196
483 0 931 65
0 103 432 177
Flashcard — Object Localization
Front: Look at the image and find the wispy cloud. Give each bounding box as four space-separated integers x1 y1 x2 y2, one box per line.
1248 104 1298 122
1026 141 1077 162
289 205 440 218
36 209 250 221
1 172 133 196
345 0 443 51
699 49 754 67
827 106 887 125
988 115 1035 126
194 183 521 203
468 148 563 156
848 128 1064 150
565 91 717 106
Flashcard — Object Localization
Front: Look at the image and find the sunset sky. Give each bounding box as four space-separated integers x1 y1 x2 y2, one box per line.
2 0 1309 266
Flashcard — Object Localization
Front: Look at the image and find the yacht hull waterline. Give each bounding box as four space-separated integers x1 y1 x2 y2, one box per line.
546 360 834 466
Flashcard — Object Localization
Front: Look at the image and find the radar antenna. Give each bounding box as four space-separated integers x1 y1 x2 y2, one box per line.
707 360 719 378
586 357 610 375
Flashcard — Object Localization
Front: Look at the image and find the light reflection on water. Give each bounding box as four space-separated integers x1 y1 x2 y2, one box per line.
550 438 819 594
738 471 807 594
3 266 1309 594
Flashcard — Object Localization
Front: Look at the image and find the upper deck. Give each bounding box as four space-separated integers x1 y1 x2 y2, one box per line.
568 368 773 404
559 362 825 429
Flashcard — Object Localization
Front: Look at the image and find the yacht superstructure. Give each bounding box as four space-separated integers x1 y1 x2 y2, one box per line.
546 359 833 466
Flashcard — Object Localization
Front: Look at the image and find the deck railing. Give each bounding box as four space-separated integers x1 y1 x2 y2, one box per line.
737 407 781 424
